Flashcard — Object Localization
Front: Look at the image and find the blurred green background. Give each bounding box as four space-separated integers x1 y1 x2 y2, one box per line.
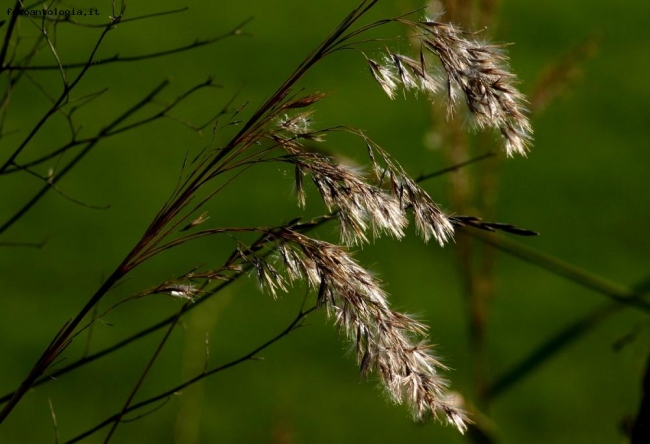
1 0 649 443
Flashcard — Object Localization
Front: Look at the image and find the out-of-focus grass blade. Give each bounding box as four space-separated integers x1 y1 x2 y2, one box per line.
470 223 650 399
487 302 618 399
466 229 650 313
631 350 650 443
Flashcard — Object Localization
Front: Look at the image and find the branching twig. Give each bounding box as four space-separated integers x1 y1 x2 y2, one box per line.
0 14 123 174
0 79 169 235
5 18 252 71
102 303 190 443
65 305 317 444
0 158 535 405
1 79 217 176
0 1 22 71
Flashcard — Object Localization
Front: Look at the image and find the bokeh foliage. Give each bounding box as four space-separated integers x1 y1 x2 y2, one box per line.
1 1 648 442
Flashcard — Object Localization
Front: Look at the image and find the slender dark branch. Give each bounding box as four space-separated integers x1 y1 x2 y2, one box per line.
450 216 538 236
66 305 317 444
19 164 110 210
0 1 21 71
67 88 110 112
2 79 215 175
103 77 219 137
0 80 169 235
416 151 496 182
115 7 190 24
38 15 68 87
118 397 171 423
102 303 189 443
0 15 122 174
0 239 46 249
4 18 252 71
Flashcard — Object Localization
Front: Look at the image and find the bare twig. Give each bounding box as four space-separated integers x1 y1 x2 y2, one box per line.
0 80 169 235
66 305 317 444
102 303 190 443
0 14 123 174
4 18 252 71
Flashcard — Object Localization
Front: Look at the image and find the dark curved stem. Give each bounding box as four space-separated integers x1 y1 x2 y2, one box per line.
0 80 169 235
66 305 316 444
102 303 189 443
0 260 130 423
0 1 21 71
0 15 122 174
5 18 252 71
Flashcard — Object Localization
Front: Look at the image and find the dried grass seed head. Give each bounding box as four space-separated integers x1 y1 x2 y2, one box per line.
365 139 454 246
259 229 468 431
287 153 408 245
367 18 533 156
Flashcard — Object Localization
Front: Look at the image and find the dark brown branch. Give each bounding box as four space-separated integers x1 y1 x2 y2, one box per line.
0 239 47 249
415 151 496 182
632 349 650 443
20 164 110 210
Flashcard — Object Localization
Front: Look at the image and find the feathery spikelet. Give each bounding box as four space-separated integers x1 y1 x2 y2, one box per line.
364 136 454 246
297 157 408 245
271 127 409 245
272 126 453 246
260 229 468 432
367 18 533 156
